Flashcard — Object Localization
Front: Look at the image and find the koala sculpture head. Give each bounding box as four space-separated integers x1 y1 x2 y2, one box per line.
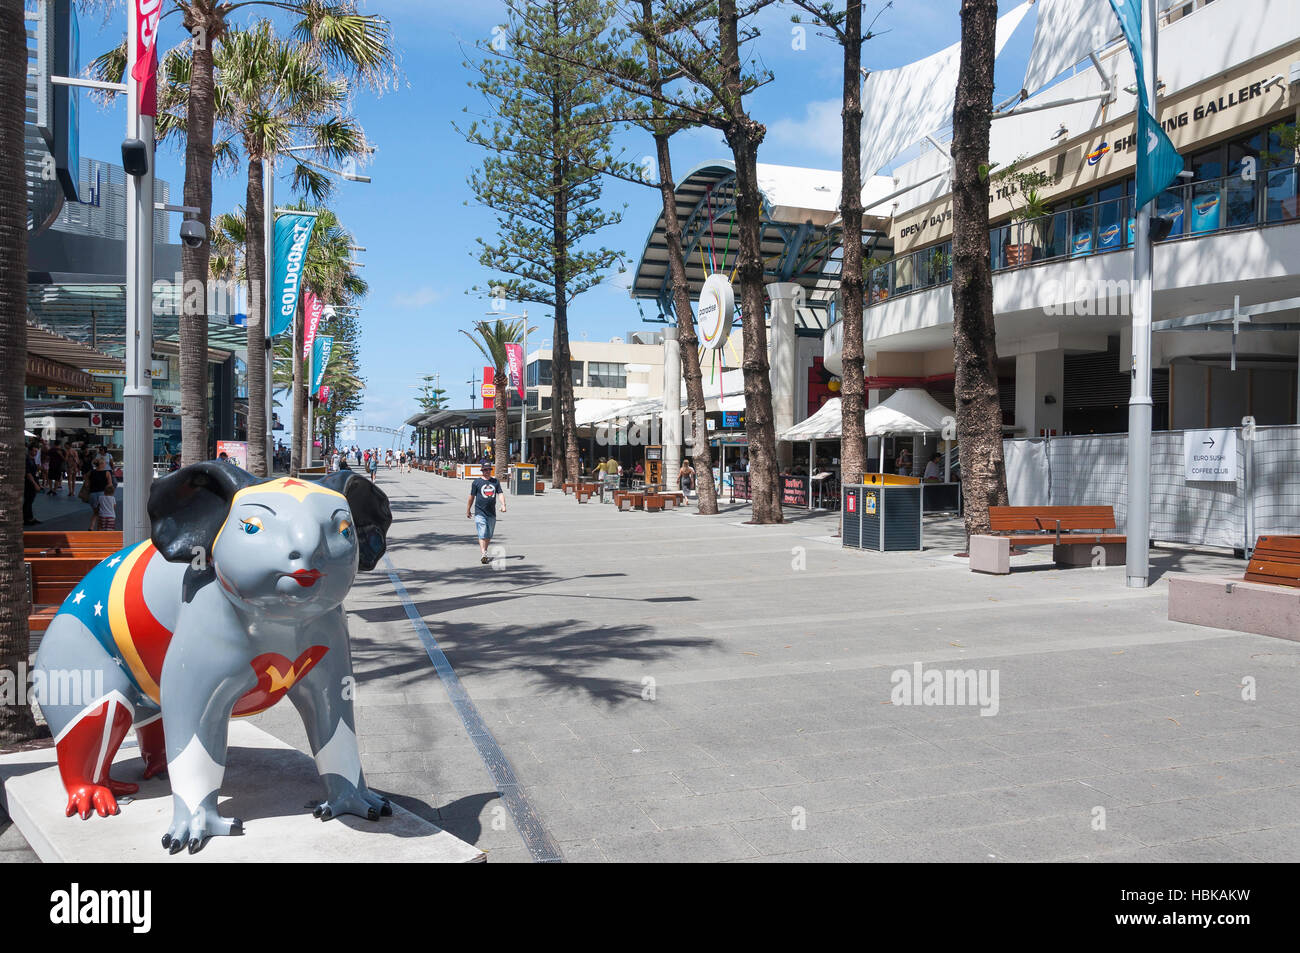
148 463 392 620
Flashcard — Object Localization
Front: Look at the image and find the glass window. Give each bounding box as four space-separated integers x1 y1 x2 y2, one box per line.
588 362 626 389
527 359 551 386
1189 147 1223 182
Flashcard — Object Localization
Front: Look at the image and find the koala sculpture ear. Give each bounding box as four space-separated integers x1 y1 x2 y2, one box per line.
149 462 261 563
318 471 392 571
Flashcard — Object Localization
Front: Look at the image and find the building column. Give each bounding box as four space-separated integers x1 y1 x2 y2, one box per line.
1014 349 1065 437
767 282 800 467
662 327 681 492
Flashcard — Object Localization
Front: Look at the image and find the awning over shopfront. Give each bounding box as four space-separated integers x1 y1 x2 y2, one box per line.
863 388 954 436
25 322 124 393
778 388 955 442
778 398 846 442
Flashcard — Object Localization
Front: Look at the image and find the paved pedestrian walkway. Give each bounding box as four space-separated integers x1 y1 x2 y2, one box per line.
6 468 1299 862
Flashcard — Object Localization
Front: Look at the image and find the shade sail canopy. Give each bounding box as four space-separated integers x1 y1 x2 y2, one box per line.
778 398 845 442
1022 0 1117 96
860 1 1031 177
862 388 955 437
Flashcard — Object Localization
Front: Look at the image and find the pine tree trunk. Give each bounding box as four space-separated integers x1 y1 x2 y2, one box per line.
657 137 718 515
719 0 781 523
244 157 267 476
553 298 581 480
838 0 867 488
639 0 717 514
952 0 1008 539
549 328 565 485
0 0 39 745
179 8 221 465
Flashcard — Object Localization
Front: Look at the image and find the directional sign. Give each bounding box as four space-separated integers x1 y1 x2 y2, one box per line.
1183 429 1237 482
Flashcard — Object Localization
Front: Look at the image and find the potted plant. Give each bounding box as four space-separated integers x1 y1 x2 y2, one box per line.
992 156 1054 265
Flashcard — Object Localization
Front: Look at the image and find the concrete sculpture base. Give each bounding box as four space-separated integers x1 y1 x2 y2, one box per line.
0 721 485 863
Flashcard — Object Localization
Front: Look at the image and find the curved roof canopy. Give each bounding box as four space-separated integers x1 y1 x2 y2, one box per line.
629 162 895 329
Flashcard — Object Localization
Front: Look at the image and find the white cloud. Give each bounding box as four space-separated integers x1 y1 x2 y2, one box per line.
768 99 845 161
392 286 443 309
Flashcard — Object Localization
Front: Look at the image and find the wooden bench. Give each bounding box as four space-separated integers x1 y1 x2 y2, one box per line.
26 557 102 633
971 506 1126 573
614 491 644 512
1243 535 1300 588
24 531 124 559
1169 535 1300 641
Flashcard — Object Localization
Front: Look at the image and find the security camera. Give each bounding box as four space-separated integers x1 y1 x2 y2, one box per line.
179 219 206 249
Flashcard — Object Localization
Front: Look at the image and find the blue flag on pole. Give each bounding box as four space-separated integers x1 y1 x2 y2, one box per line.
311 335 334 392
269 213 317 337
1108 0 1183 210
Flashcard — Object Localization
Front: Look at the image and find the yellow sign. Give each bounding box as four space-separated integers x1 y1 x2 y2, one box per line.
865 492 877 516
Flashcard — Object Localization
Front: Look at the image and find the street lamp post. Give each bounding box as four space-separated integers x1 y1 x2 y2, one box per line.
122 1 154 545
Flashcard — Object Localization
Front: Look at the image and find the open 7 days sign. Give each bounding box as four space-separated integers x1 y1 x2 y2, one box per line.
1183 429 1237 483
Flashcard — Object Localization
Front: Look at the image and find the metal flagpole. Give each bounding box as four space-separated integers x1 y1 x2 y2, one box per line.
521 312 528 465
123 1 155 545
1125 0 1157 589
305 343 314 465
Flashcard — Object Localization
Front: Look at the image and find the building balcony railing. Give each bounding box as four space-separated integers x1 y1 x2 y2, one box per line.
840 162 1300 320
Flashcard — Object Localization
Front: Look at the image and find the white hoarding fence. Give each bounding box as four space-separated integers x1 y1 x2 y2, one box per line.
1003 425 1300 553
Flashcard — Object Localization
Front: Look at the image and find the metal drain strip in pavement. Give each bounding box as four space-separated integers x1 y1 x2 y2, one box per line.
383 555 563 863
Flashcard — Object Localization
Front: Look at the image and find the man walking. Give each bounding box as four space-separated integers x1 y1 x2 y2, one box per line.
466 462 506 565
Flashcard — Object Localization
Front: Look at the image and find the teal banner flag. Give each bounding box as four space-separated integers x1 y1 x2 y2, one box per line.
1108 0 1183 209
311 335 334 393
270 213 317 337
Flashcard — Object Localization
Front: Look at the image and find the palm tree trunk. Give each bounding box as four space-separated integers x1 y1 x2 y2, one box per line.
244 157 267 476
179 9 220 465
719 0 781 524
0 0 38 745
952 0 1008 539
494 367 509 479
838 0 867 488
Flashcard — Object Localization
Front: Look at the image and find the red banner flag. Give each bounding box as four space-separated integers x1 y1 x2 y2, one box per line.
131 0 162 118
303 292 324 359
481 366 496 410
505 343 525 401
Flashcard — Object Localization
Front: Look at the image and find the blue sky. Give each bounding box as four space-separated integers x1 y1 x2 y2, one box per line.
72 0 1041 434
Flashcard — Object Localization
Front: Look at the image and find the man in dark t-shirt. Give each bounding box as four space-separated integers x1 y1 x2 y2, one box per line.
466 463 506 564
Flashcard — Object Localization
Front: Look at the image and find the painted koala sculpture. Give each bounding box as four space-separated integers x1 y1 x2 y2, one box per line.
33 463 394 853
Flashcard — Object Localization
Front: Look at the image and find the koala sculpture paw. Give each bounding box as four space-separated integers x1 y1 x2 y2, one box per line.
161 808 244 855
310 786 392 823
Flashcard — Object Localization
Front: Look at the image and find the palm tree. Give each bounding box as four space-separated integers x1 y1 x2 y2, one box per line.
0 0 39 746
96 21 370 477
460 319 535 480
91 2 392 466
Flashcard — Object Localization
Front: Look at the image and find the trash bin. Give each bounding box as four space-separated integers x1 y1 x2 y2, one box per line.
842 481 923 551
511 464 536 496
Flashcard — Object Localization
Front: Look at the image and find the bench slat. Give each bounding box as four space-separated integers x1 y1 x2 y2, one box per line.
1006 534 1126 547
